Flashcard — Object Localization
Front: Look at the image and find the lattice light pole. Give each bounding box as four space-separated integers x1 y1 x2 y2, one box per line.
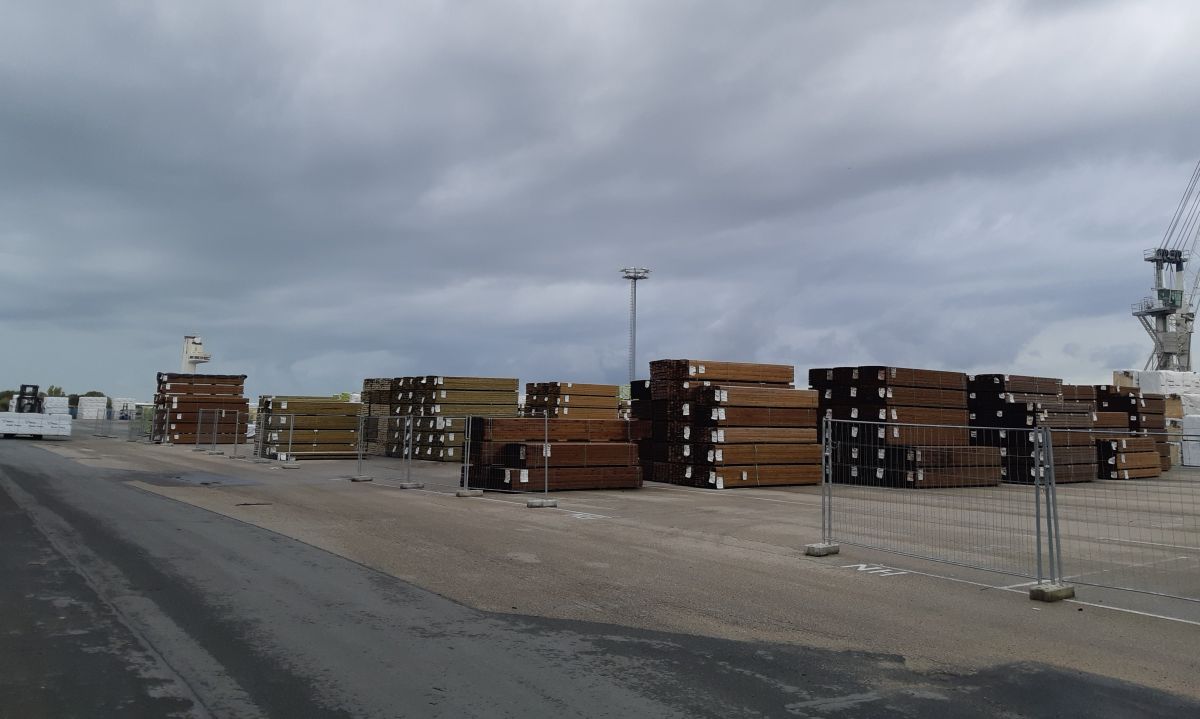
621 268 651 382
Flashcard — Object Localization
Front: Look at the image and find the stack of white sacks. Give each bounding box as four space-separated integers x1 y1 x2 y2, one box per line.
1115 370 1200 467
43 397 70 415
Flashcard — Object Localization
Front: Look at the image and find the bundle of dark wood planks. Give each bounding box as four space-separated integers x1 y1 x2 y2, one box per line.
359 378 399 457
965 374 1100 484
524 382 620 419
641 359 820 489
812 366 999 488
462 417 643 491
152 373 248 445
254 396 362 460
393 376 519 462
1094 385 1170 474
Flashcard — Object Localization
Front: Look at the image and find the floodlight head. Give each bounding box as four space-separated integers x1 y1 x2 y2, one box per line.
621 267 651 280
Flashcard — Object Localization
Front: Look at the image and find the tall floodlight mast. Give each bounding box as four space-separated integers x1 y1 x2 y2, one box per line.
621 268 651 382
1134 160 1200 371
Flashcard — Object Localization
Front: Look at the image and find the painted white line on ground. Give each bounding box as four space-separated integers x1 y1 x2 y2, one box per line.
644 483 819 507
1063 556 1192 582
1095 537 1200 552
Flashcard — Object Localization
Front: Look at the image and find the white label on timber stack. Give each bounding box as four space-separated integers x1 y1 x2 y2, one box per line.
432 405 441 413
889 408 898 421
698 365 706 374
683 444 691 457
850 446 860 460
886 387 894 399
740 471 748 482
711 408 720 420
683 426 691 440
564 395 571 403
689 365 697 376
715 429 724 442
719 389 729 402
446 448 455 457
543 443 551 458
852 368 861 380
876 409 886 420
175 413 182 420
715 449 723 462
447 432 455 441
707 449 715 462
823 389 832 399
890 427 900 439
519 469 529 483
566 382 573 388
716 476 725 489
850 408 859 419
440 390 447 399
708 471 716 484
682 403 690 416
851 466 860 478
504 470 513 484
682 381 691 389
878 468 887 480
717 408 726 420
851 426 859 438
887 368 896 380
685 466 692 479
280 401 288 410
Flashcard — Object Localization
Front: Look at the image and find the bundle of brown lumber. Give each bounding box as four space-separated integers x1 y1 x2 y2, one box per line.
394 376 519 461
359 378 399 457
641 359 820 488
255 396 362 460
1095 436 1163 480
524 382 620 419
811 366 996 488
1094 385 1171 472
152 373 248 445
462 417 643 491
965 374 1096 484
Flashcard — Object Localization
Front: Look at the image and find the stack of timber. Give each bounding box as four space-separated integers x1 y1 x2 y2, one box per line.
152 373 248 445
647 359 820 488
524 382 620 419
812 366 998 488
359 378 399 457
255 396 362 460
1095 436 1163 480
1094 385 1170 472
966 374 1096 484
462 417 642 491
393 376 519 462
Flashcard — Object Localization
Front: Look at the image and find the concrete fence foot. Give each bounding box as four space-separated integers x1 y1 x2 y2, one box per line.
526 498 558 508
456 489 483 497
396 482 424 489
1029 583 1075 602
804 542 841 557
280 462 300 470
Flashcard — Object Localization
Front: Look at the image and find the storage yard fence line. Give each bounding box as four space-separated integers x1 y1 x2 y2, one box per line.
817 427 1200 605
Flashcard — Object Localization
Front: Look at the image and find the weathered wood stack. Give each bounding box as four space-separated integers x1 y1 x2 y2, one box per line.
524 382 620 419
358 378 399 456
462 417 642 491
1094 385 1170 474
966 374 1097 484
1095 436 1163 480
644 360 820 488
254 396 362 460
152 373 248 445
393 376 519 462
812 366 999 488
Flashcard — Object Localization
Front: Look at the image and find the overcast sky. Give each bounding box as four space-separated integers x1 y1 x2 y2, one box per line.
3 1 1199 400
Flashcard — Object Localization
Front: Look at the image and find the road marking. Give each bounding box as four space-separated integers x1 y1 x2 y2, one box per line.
568 512 610 520
1095 537 1200 552
1063 556 1192 582
841 563 909 577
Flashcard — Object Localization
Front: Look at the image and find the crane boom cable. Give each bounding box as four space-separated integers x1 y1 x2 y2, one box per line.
1173 187 1200 251
1161 159 1200 249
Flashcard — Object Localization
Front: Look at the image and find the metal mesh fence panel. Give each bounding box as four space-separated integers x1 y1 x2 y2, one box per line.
824 418 1047 579
1046 428 1200 602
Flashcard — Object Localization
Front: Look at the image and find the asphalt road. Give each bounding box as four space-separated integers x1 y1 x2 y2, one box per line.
2 440 1198 718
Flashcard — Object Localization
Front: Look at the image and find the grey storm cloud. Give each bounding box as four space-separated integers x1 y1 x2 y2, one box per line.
2 0 1199 400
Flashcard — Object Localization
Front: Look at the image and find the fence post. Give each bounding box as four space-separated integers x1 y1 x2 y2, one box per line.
192 409 207 452
805 415 839 557
207 409 224 455
229 411 241 459
456 415 482 497
1029 425 1074 601
280 414 299 468
527 410 557 508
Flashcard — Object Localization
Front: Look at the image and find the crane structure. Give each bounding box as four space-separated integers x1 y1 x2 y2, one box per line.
1134 161 1200 371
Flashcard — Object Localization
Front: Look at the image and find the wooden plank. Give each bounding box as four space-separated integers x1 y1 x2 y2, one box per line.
650 359 795 384
697 443 820 465
501 442 638 468
709 464 821 487
692 407 818 427
707 427 818 444
710 386 818 409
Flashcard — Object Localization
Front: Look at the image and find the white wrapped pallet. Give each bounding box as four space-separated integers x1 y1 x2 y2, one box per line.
76 396 108 420
42 396 70 415
1117 370 1200 395
1183 415 1200 467
0 412 72 437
